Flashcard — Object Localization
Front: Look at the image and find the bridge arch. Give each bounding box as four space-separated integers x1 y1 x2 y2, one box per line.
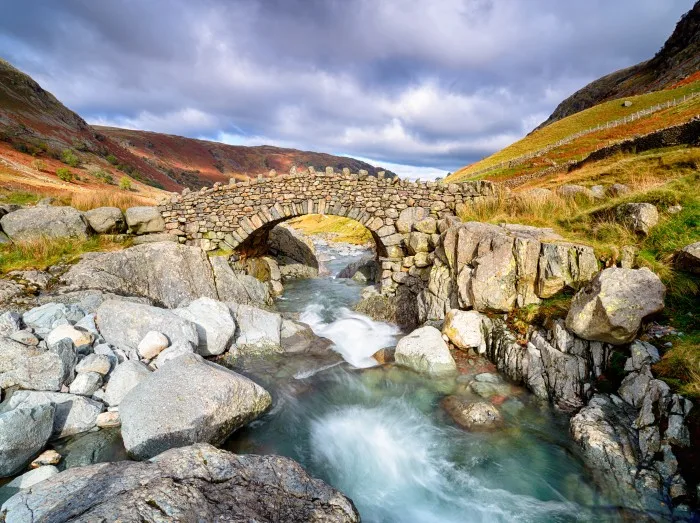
159 168 497 294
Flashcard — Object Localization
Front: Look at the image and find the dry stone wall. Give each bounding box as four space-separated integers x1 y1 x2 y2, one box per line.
158 168 498 294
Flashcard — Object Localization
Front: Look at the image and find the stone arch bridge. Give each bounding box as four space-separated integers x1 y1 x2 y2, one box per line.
159 168 498 294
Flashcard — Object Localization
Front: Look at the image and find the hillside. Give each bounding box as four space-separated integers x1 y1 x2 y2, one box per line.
96 126 396 189
538 1 700 129
448 80 700 184
0 59 180 192
0 58 393 195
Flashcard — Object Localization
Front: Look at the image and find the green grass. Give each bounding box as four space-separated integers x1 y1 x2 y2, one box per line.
288 215 373 245
449 81 700 181
0 190 41 206
0 236 131 274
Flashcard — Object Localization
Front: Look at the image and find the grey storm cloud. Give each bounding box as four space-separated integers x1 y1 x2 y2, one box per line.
0 0 693 176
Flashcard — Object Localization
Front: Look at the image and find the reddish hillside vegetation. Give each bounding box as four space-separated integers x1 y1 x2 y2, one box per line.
97 126 395 189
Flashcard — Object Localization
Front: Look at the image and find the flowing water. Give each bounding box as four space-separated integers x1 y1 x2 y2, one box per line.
225 242 623 523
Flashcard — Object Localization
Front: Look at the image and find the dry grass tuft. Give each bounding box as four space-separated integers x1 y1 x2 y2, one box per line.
287 214 373 245
67 190 154 211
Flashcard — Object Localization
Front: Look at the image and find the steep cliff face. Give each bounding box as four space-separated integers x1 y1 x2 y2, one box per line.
537 1 700 129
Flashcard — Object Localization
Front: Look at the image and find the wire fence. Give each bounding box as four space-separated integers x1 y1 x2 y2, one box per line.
466 91 700 179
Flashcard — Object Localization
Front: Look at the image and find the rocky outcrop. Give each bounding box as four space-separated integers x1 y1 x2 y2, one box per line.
616 203 659 235
269 223 318 269
677 241 700 274
83 207 125 234
337 256 379 283
209 255 273 306
120 354 271 459
0 443 360 522
566 267 666 344
124 206 165 235
354 285 420 331
418 222 598 321
61 243 219 308
0 206 89 242
394 325 456 375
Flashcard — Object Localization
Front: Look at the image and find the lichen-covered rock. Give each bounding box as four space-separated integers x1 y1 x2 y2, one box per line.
209 255 273 306
0 444 360 522
556 184 594 199
0 206 89 242
83 207 125 234
120 354 271 459
441 309 490 353
61 243 219 308
616 203 659 236
566 267 665 344
124 206 165 234
394 325 456 376
0 338 76 392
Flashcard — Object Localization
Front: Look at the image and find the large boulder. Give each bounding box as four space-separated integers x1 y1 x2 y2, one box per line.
103 360 152 407
557 184 594 199
0 206 89 242
95 300 199 354
22 303 86 337
61 243 218 308
0 404 55 478
83 207 125 234
616 203 659 236
442 309 490 353
1 391 103 439
0 338 76 392
124 206 165 234
676 241 700 274
269 223 318 268
566 267 665 344
0 444 360 522
174 297 235 357
394 325 456 375
209 256 273 306
120 354 271 460
229 303 282 355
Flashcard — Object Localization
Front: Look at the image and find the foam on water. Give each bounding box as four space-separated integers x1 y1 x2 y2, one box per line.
300 303 400 368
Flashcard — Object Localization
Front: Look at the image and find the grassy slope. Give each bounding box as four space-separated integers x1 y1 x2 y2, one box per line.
458 146 700 397
287 215 373 245
449 81 700 182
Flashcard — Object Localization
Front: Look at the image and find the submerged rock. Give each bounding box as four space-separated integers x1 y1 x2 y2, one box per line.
0 443 360 522
442 397 503 430
120 353 271 460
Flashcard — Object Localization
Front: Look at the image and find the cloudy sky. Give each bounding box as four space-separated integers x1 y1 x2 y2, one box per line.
0 1 693 178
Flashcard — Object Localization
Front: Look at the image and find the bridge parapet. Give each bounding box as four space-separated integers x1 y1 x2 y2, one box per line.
159 169 499 294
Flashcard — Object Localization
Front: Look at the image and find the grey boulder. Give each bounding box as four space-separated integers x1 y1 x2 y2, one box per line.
676 241 700 274
0 338 76 392
209 255 273 306
616 203 659 236
566 267 665 344
441 397 503 430
174 297 235 357
22 303 85 337
0 206 89 242
120 353 271 459
83 207 125 234
124 206 165 234
442 309 490 353
0 404 55 477
103 360 152 407
395 325 457 375
0 443 360 522
1 391 103 439
61 243 219 308
229 303 282 355
96 300 198 353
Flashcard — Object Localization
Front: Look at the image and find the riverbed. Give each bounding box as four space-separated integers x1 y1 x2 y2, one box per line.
224 241 622 523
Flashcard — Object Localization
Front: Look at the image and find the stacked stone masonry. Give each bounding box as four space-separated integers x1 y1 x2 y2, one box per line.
159 168 498 294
